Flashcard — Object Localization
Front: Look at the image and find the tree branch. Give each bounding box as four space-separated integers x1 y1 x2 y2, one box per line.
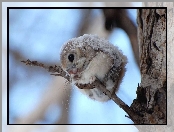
102 9 139 67
21 59 71 82
21 59 142 124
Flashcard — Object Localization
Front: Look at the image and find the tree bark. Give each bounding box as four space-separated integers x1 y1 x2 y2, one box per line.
130 9 166 124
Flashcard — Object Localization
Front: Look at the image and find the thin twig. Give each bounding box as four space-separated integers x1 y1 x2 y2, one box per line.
21 59 70 82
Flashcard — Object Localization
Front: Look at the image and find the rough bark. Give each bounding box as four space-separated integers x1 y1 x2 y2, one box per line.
130 9 166 124
136 2 173 132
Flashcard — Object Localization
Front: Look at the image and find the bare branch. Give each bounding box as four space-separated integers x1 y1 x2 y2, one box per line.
21 59 142 123
21 59 71 82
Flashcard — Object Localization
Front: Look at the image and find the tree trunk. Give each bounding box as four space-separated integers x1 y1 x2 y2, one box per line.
130 9 166 124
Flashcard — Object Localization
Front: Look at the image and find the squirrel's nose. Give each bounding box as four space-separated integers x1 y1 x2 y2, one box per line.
67 68 78 74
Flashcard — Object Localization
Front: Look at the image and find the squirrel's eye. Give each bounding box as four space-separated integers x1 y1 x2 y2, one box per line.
68 54 74 62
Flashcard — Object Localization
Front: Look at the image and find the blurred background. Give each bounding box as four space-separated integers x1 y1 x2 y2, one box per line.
2 2 142 132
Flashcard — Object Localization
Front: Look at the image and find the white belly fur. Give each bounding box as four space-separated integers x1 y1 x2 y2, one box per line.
76 52 114 102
